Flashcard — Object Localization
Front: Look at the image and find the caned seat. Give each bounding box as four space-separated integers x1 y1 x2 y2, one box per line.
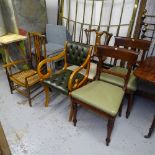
10 69 39 87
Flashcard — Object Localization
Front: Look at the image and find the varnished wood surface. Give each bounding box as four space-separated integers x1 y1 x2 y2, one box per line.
134 56 155 83
0 123 12 155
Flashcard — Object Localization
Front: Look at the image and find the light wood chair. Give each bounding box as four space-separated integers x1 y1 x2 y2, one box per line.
3 32 46 106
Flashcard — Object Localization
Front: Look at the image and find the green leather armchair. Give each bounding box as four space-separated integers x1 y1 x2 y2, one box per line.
37 41 93 108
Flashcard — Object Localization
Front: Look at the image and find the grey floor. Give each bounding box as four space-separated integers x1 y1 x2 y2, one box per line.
0 65 154 155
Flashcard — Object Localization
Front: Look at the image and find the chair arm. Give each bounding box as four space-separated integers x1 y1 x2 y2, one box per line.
68 54 91 91
37 51 66 80
3 59 27 68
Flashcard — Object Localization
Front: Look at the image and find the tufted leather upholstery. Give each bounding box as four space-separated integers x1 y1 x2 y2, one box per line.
66 42 90 66
43 69 84 95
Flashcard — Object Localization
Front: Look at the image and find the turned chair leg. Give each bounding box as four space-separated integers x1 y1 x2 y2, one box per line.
119 102 123 117
106 118 115 146
44 86 49 107
27 87 32 107
126 93 134 119
72 103 77 126
69 103 73 122
144 116 155 138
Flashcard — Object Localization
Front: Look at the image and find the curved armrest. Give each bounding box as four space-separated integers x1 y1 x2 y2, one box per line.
3 59 27 68
68 53 91 91
37 51 66 80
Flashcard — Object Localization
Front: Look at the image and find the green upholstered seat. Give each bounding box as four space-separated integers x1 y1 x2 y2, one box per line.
71 80 124 116
100 66 137 91
67 62 97 80
43 69 84 95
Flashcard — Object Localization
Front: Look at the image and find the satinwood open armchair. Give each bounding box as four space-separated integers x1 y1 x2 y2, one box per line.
70 46 138 146
37 41 93 110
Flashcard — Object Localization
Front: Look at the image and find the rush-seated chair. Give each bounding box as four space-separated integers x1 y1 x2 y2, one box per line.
100 37 151 118
3 32 46 106
70 46 138 146
37 41 93 108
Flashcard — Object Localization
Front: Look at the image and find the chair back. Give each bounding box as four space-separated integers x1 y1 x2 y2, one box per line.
96 46 138 90
65 42 92 66
84 29 112 55
114 37 151 63
28 32 46 69
46 24 71 45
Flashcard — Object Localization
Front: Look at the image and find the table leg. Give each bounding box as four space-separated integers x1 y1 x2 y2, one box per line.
144 115 155 138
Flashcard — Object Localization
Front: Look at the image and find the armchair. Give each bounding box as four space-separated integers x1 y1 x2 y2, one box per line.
3 32 46 106
37 41 93 108
70 46 138 145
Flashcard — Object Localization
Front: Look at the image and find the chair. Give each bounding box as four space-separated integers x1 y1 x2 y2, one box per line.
70 46 138 145
3 32 46 106
37 41 93 108
100 37 151 118
45 24 72 57
84 29 112 57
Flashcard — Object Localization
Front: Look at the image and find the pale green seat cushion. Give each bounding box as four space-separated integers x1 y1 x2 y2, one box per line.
67 62 97 80
100 66 137 91
71 80 124 116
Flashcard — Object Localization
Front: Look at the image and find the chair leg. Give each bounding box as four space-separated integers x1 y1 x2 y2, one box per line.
5 69 14 94
126 93 134 119
69 103 73 122
27 87 32 107
144 116 155 138
44 86 49 107
118 103 123 117
72 103 77 126
106 118 115 146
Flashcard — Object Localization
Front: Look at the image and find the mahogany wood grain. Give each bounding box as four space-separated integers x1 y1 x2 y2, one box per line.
134 56 155 83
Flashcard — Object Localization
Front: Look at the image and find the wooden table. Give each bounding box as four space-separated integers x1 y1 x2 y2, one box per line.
134 56 155 83
134 56 155 138
0 34 26 64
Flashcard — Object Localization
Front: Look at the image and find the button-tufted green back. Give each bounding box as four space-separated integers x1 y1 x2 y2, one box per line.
66 42 90 66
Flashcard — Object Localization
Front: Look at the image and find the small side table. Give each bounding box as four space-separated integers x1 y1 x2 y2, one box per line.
0 34 27 64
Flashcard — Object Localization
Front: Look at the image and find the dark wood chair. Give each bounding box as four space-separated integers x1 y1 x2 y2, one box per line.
37 41 93 109
145 115 155 138
3 32 46 106
100 37 151 118
70 46 138 145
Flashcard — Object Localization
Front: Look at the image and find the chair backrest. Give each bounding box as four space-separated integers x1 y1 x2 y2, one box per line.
96 46 138 90
28 32 46 69
65 42 92 66
84 29 112 55
46 24 71 45
114 37 151 62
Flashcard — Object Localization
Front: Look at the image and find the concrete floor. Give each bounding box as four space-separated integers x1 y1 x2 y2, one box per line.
0 65 154 155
